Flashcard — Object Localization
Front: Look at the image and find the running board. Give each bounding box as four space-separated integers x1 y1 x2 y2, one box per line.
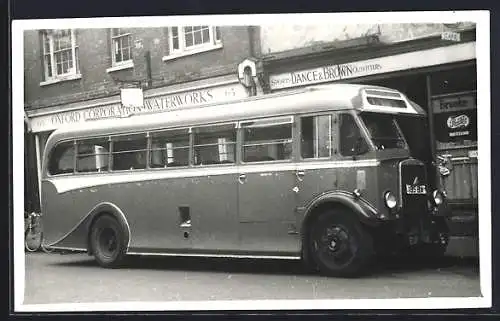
126 251 302 260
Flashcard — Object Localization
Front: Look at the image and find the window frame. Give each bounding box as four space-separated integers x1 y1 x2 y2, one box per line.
298 113 335 161
149 127 191 169
46 139 77 177
109 133 149 172
40 29 81 86
164 26 223 61
191 122 238 167
338 112 373 158
107 28 134 73
75 137 111 174
239 116 295 164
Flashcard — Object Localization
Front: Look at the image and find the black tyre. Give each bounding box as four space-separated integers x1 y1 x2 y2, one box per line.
89 215 127 268
307 209 374 277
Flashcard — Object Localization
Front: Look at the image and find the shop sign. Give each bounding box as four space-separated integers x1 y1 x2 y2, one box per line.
432 94 477 144
441 31 461 42
29 83 248 133
432 95 476 114
269 42 475 90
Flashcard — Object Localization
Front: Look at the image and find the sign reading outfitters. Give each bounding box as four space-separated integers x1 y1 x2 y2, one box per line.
29 82 248 133
268 42 476 90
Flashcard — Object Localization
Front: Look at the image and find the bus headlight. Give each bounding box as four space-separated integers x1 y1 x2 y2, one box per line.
384 191 398 209
432 190 444 206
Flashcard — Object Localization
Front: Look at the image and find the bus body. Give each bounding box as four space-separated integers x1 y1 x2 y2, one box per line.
41 84 450 277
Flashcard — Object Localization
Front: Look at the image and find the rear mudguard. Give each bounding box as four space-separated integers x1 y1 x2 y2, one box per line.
47 202 131 253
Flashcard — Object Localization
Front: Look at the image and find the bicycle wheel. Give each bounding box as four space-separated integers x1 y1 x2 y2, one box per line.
25 228 42 252
25 216 43 252
40 233 55 253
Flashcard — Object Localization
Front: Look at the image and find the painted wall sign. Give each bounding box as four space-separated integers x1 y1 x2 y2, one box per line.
269 42 476 90
28 83 248 133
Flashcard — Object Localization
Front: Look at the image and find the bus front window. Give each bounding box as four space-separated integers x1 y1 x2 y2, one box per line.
360 113 407 150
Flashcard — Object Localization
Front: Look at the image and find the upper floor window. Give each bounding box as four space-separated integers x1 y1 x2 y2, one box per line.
111 28 133 66
165 26 222 60
41 29 80 84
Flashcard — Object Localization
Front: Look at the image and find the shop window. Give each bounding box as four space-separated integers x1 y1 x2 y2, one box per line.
111 134 147 171
150 129 190 168
339 114 369 157
193 124 236 165
41 29 80 84
76 138 110 173
431 65 477 96
242 117 293 162
48 141 75 175
301 115 333 159
164 26 222 60
111 28 132 66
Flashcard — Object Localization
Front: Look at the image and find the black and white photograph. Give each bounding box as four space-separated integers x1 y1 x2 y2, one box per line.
12 11 491 312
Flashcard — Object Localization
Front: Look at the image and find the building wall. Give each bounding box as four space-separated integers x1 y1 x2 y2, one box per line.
259 23 476 54
24 26 253 110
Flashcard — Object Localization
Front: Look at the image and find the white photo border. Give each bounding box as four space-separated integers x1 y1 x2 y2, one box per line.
12 10 491 312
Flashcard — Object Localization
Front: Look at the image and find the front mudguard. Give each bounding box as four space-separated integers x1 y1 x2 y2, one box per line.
302 190 383 230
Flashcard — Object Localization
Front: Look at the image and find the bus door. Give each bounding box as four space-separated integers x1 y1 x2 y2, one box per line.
237 116 299 254
188 124 240 252
432 93 478 233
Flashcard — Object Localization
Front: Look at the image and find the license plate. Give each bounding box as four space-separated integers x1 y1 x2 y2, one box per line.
405 184 427 195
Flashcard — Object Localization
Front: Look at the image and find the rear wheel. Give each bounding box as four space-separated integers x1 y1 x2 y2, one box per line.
307 209 374 277
90 215 127 268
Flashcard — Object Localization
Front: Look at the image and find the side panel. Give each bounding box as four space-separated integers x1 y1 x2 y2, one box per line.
296 162 379 221
188 172 239 251
237 165 300 254
42 173 194 251
128 176 192 251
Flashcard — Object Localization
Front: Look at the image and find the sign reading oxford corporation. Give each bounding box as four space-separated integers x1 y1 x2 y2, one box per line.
29 83 248 133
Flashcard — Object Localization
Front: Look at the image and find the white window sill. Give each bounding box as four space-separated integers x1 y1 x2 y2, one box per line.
106 60 134 73
40 73 82 87
162 43 223 62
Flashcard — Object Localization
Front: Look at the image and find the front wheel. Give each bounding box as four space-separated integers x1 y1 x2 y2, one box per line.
307 209 374 277
89 215 127 268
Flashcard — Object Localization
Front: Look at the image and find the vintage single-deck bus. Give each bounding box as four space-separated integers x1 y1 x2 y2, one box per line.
41 84 450 277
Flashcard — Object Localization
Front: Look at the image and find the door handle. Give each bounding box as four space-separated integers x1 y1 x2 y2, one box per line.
296 170 305 181
238 174 247 184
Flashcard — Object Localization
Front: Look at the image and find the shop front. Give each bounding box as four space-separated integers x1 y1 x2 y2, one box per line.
24 75 249 212
264 32 478 253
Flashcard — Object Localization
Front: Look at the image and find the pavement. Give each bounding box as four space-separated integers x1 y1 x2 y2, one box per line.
23 250 481 305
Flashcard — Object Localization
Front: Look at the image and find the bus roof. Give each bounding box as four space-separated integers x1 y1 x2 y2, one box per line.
46 83 426 144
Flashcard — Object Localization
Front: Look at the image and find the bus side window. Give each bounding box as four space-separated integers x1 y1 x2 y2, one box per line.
111 134 148 171
339 114 369 157
242 117 293 162
150 129 190 168
301 115 332 159
76 138 110 173
48 141 75 175
193 124 236 166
